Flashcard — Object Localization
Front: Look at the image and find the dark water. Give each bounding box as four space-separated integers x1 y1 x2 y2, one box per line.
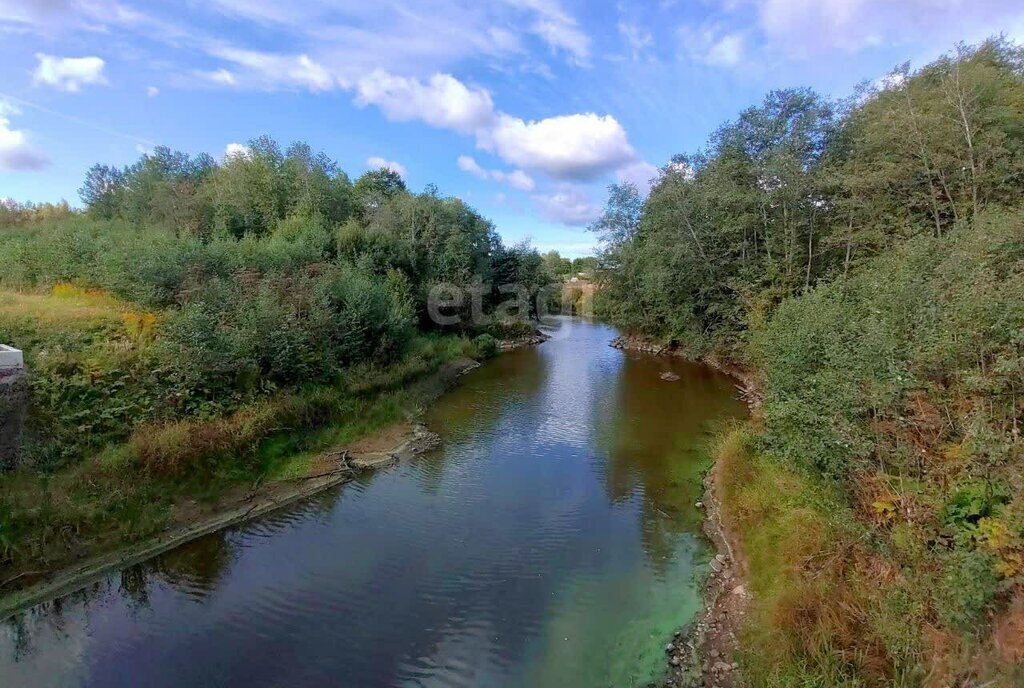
1 319 744 688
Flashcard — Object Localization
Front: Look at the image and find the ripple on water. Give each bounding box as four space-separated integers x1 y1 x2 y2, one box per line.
0 319 746 688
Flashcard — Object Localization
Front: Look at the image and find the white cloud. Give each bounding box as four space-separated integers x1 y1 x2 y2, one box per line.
0 0 167 34
197 68 237 86
502 169 536 191
457 154 489 179
32 53 107 92
187 0 587 83
366 156 407 178
353 71 640 185
209 46 334 91
146 85 159 97
508 0 591 65
356 71 496 134
457 154 536 191
224 142 250 158
750 0 1024 59
872 70 906 92
679 25 745 67
705 33 744 66
0 101 49 172
533 240 599 257
619 22 654 60
484 112 639 181
532 186 602 225
617 160 660 196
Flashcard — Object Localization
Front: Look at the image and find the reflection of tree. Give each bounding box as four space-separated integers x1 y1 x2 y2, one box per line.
594 354 745 572
5 611 30 664
415 348 548 494
119 565 152 610
150 531 236 598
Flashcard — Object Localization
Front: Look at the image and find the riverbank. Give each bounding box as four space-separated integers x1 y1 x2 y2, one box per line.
610 334 754 688
0 349 484 615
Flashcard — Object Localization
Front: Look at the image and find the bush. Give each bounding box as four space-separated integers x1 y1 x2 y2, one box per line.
472 333 498 359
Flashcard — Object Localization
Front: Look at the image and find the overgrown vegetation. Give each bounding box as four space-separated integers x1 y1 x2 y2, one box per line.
0 138 552 579
595 38 1024 685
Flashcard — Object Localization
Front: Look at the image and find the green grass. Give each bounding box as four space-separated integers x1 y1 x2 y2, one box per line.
0 331 477 588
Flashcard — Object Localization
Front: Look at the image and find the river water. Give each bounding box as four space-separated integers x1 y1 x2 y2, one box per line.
1 318 744 688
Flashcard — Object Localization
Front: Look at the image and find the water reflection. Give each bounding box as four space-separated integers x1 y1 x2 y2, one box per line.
595 353 745 572
1 318 744 688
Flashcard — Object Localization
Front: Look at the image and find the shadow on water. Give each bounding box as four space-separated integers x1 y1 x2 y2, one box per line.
1 318 744 688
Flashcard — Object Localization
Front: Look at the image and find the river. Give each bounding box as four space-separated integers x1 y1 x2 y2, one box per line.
1 318 744 688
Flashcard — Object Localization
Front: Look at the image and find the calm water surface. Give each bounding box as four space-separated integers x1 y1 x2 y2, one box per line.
2 319 744 687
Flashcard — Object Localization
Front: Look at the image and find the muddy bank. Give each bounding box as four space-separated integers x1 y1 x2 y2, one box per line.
0 357 482 619
610 334 754 688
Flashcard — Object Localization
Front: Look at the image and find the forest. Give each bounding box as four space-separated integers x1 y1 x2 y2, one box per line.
593 38 1024 685
0 140 550 573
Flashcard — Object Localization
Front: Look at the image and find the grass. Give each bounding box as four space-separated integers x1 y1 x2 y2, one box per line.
0 329 478 589
716 424 1024 688
716 428 886 687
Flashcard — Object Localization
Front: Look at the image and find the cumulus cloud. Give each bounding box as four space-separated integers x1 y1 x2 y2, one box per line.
356 71 496 135
224 142 250 158
457 154 488 178
532 186 602 225
356 71 641 183
457 155 535 191
484 112 639 181
32 53 107 92
617 160 660 196
367 156 407 178
0 101 49 172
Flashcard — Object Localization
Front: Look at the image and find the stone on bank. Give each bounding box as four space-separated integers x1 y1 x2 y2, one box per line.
0 345 27 470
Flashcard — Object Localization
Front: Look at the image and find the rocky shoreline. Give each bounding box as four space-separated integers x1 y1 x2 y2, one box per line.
610 334 754 688
497 328 552 351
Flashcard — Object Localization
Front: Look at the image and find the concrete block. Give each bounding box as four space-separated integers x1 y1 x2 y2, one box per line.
0 346 27 470
0 344 24 370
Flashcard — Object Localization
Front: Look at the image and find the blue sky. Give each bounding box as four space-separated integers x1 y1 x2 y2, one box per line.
1 0 1022 257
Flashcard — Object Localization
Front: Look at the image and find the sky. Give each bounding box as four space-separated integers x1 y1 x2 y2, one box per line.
1 0 1023 257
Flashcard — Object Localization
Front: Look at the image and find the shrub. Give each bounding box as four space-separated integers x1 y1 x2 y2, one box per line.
473 333 498 359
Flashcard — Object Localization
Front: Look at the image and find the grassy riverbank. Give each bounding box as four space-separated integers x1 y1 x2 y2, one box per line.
0 137 557 596
0 286 481 593
595 38 1024 686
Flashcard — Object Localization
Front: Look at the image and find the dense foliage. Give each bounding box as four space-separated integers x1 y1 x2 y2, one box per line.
595 39 1024 684
0 139 551 468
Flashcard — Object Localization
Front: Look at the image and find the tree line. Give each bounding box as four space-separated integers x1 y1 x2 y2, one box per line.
593 38 1024 684
0 138 553 467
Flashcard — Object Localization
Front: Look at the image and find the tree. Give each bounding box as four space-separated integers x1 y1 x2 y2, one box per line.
354 168 407 218
542 250 572 278
79 164 124 219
